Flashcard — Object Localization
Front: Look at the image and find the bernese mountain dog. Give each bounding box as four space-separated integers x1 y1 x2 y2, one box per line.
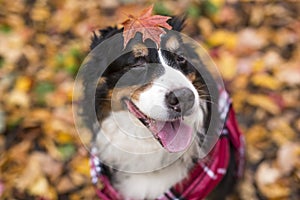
79 16 244 200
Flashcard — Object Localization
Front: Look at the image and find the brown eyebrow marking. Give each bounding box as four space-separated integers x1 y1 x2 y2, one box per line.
187 72 196 82
132 43 149 58
165 36 180 51
97 77 107 87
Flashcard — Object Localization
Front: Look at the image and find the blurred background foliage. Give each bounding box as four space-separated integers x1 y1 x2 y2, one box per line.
0 0 300 199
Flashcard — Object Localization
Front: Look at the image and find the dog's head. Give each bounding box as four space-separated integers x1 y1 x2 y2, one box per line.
81 17 219 155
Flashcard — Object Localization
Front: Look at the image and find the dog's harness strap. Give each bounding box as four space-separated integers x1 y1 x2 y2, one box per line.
90 90 245 200
156 127 230 200
90 154 121 200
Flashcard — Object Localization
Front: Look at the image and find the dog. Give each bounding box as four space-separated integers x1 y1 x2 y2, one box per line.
80 16 244 200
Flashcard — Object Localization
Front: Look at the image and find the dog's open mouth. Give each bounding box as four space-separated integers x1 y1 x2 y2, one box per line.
125 99 193 153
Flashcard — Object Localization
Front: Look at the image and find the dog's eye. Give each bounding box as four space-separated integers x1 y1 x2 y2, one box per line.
176 55 186 64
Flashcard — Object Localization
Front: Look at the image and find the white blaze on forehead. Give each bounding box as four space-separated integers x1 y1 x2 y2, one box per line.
157 49 199 106
132 49 200 120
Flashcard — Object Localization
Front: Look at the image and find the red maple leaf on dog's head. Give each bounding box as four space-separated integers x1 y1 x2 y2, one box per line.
122 5 172 49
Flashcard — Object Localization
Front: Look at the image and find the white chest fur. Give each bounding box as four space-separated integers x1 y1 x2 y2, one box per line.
114 160 190 200
94 111 203 199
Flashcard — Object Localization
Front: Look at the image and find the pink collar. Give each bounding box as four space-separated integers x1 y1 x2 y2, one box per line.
90 91 245 200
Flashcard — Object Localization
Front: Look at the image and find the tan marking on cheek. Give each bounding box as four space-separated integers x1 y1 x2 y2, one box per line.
131 83 153 101
165 36 180 51
96 83 153 121
132 43 149 58
97 77 107 87
187 72 196 82
110 86 140 111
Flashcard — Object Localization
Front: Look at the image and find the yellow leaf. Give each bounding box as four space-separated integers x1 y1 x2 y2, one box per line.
31 6 50 22
232 74 249 90
252 59 265 72
232 90 248 112
251 73 281 90
15 76 32 92
211 0 225 7
216 51 237 80
270 121 296 146
56 131 74 144
64 54 76 68
245 125 268 145
73 157 90 176
28 176 57 200
247 94 280 114
207 30 237 50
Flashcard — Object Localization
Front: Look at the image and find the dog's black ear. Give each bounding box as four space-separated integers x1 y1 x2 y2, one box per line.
90 26 123 50
167 16 186 32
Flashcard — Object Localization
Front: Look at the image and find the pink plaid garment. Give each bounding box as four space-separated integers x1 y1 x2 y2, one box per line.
90 89 245 200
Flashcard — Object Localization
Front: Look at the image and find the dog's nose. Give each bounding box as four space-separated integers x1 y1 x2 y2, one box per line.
166 88 195 116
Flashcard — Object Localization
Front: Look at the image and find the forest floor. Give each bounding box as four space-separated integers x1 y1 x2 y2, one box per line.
1 1 300 199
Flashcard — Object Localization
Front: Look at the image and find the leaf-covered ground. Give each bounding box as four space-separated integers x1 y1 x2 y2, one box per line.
0 1 300 199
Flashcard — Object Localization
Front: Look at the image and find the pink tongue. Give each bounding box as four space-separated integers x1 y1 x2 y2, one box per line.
155 120 192 153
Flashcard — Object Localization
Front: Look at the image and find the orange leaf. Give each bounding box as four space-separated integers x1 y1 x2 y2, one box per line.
122 5 172 49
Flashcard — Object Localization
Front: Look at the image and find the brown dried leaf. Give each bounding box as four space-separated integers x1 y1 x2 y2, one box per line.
255 161 290 199
28 176 57 199
247 94 280 115
277 143 299 175
57 176 76 193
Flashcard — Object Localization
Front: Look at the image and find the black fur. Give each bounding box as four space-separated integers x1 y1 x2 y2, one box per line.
90 26 122 50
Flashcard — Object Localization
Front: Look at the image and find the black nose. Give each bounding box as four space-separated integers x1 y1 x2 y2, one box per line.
166 88 195 116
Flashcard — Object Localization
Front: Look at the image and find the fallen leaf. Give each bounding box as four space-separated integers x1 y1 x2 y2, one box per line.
15 153 43 191
15 76 32 92
57 176 76 193
263 50 283 69
197 17 213 37
207 30 237 50
32 152 63 181
28 176 57 199
33 81 55 105
57 143 76 161
245 125 268 148
6 90 30 108
237 28 266 54
71 156 90 176
30 4 50 22
268 119 296 145
257 182 290 199
255 161 290 199
276 64 300 86
247 94 280 115
70 171 86 186
122 5 172 49
100 0 119 9
251 73 281 90
237 171 257 200
247 145 264 164
277 143 299 175
215 51 237 80
56 131 75 144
